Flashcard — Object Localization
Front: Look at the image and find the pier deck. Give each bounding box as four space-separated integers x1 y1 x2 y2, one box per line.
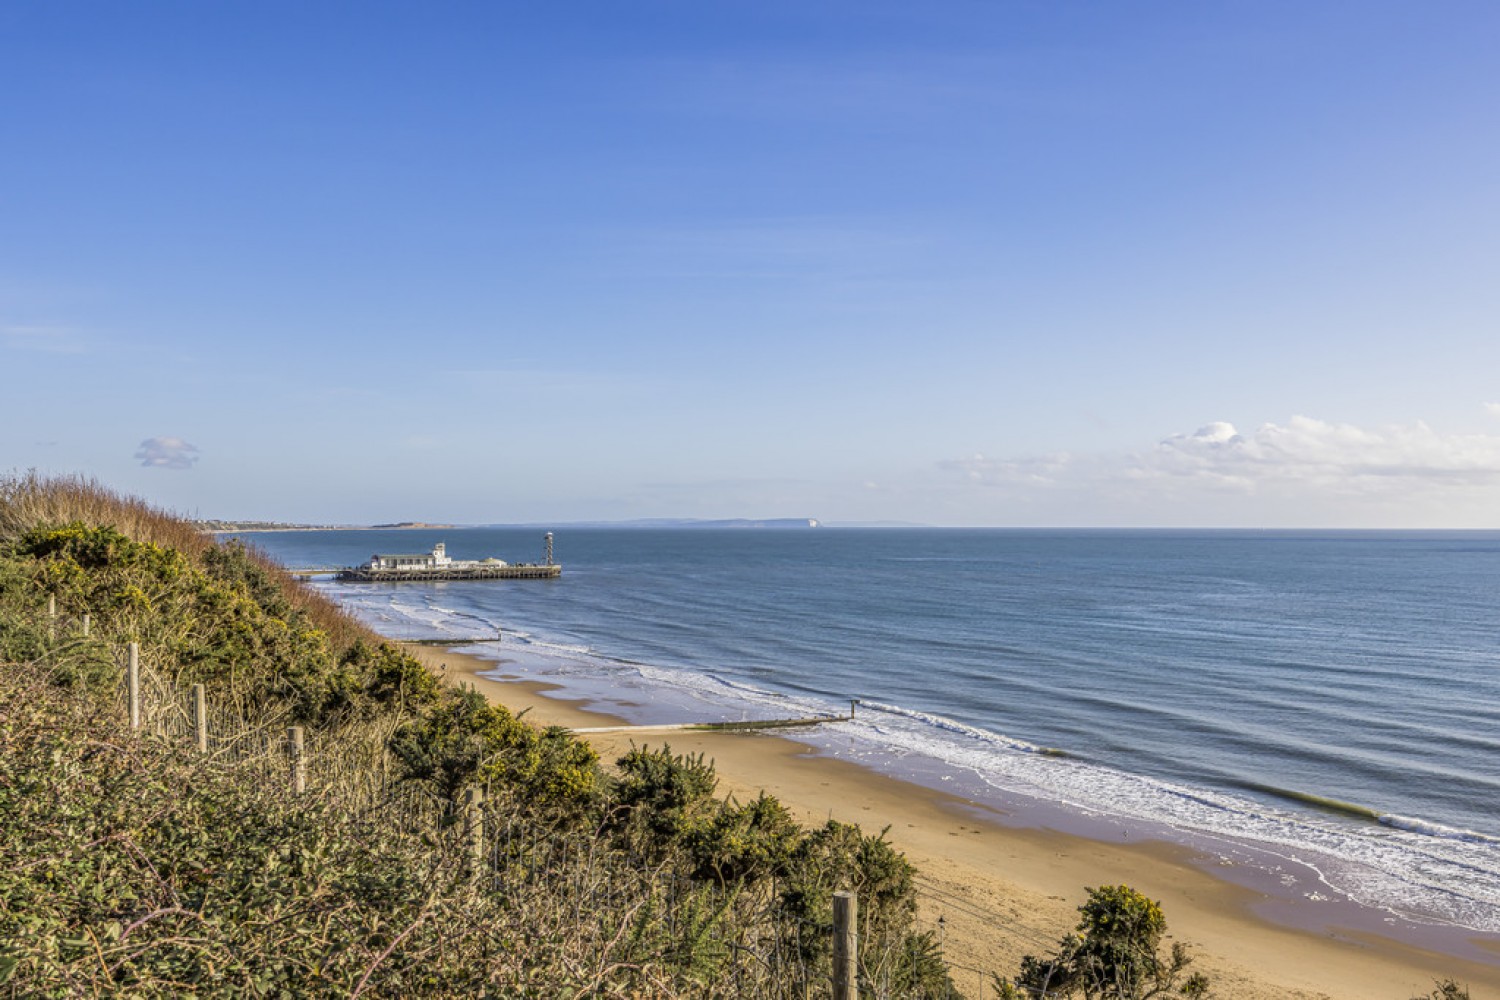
287 566 342 579
336 563 561 582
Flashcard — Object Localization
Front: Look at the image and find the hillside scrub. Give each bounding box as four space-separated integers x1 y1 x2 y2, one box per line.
0 474 955 997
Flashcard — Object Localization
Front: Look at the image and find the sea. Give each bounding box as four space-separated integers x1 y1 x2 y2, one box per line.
234 527 1500 943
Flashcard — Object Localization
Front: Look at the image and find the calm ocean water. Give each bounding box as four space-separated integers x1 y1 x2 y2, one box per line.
237 527 1500 935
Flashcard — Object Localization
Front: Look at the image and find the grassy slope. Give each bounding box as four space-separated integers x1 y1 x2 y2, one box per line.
0 475 948 998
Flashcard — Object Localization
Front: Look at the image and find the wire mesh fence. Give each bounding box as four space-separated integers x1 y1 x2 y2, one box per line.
76 633 1028 998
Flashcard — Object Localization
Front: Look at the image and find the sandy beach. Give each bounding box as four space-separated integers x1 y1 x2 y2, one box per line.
405 643 1500 999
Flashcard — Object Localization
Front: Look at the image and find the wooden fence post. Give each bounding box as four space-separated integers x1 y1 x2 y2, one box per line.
193 684 208 753
48 596 56 640
81 613 91 637
832 890 857 1000
288 726 305 794
465 787 485 872
127 642 141 729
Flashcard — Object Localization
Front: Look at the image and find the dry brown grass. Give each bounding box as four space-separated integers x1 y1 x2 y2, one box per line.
0 471 212 556
0 471 373 652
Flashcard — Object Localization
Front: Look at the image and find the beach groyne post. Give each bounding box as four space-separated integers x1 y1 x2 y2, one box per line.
289 726 306 794
464 787 485 873
127 642 141 729
832 890 857 1000
193 683 208 753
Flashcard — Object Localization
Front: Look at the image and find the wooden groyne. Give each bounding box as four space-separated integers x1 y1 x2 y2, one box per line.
408 637 503 647
573 710 851 735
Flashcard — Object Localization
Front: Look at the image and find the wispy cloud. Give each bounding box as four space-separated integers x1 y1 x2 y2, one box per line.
1144 417 1500 492
638 476 810 492
1484 402 1500 418
2 324 84 354
945 415 1500 501
945 451 1079 488
135 437 200 470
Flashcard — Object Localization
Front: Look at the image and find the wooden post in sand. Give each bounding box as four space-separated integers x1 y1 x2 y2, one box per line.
127 642 141 729
193 684 208 753
288 726 306 794
832 890 857 1000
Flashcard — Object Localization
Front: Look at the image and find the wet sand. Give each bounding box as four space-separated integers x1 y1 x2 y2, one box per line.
405 642 1500 999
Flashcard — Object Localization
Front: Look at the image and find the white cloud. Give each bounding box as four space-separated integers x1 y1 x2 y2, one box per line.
135 437 200 470
1145 417 1500 492
1484 402 1500 418
943 414 1500 524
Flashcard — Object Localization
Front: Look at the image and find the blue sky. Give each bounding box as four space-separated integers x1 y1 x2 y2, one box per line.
5 2 1500 526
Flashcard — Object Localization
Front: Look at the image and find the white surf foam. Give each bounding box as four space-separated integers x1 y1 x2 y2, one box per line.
1380 814 1500 845
835 702 1500 932
321 585 1500 934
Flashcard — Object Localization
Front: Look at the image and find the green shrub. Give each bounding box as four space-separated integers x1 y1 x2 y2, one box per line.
389 687 600 815
780 820 916 962
687 791 801 886
993 884 1210 999
610 743 721 857
340 639 441 710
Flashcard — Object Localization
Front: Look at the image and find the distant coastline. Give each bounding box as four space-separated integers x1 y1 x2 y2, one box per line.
200 520 453 533
202 517 826 533
548 517 822 530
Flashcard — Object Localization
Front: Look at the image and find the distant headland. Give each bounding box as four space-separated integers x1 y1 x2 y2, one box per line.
198 520 454 533
555 518 822 530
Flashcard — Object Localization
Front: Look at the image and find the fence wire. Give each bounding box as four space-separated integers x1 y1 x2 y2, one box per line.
92 638 1044 998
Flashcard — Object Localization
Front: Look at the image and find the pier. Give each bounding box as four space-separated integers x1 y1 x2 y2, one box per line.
336 563 561 582
332 534 561 582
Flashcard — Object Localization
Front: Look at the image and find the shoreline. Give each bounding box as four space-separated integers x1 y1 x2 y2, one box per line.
405 642 1500 1000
